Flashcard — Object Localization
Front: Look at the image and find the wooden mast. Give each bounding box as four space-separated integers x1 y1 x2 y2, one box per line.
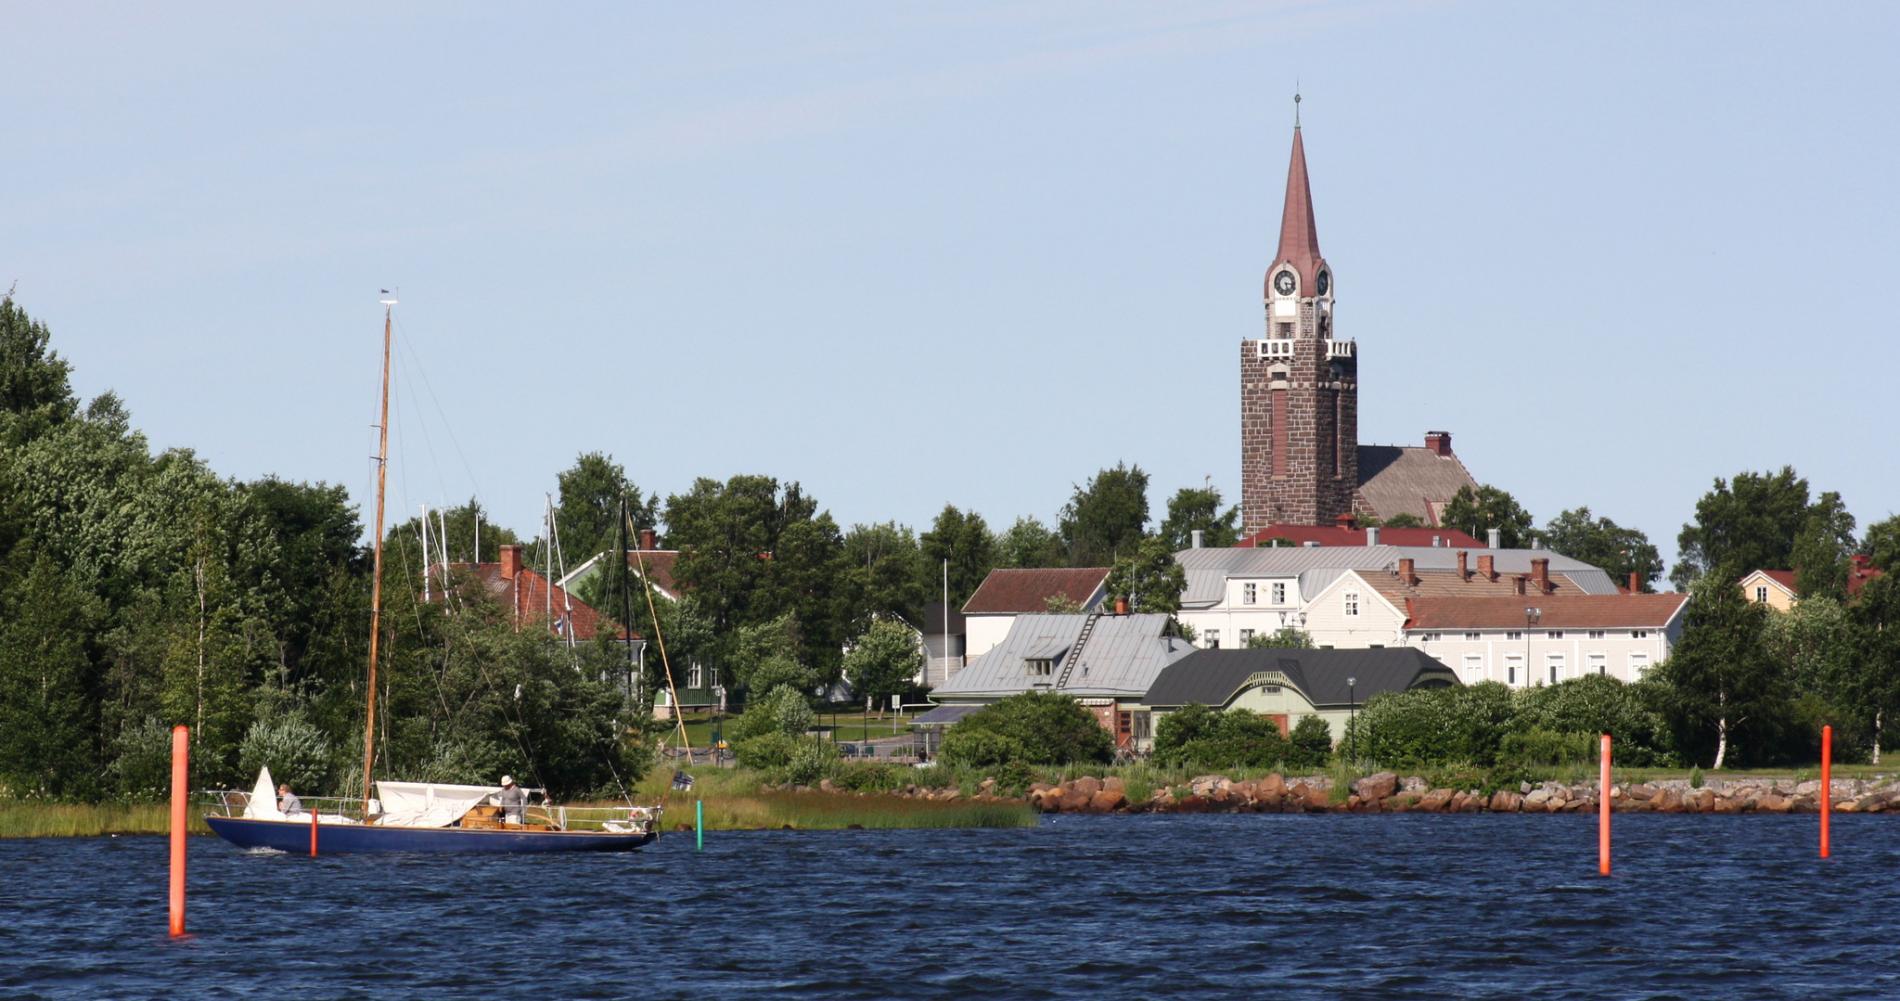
363 298 394 814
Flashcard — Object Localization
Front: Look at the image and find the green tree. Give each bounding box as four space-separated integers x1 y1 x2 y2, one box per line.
1153 705 1287 769
1651 577 1787 769
554 452 657 567
843 521 925 632
1790 491 1856 601
994 515 1065 569
919 505 996 609
1059 463 1150 566
1246 626 1313 649
0 546 103 797
0 297 79 447
940 692 1112 765
1441 484 1534 550
726 612 819 698
1848 574 1900 763
1672 467 1812 590
1538 507 1665 591
1103 536 1187 616
1863 515 1900 572
1287 714 1334 768
1157 485 1239 551
842 620 924 710
1377 513 1425 529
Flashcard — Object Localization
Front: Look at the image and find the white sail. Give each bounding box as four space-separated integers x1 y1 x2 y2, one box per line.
243 766 284 820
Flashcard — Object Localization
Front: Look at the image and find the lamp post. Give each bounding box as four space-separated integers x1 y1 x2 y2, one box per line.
1347 676 1357 764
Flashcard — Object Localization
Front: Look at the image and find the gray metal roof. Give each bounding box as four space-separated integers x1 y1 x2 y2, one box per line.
910 704 984 727
933 613 1194 699
1174 546 1400 608
1144 648 1459 709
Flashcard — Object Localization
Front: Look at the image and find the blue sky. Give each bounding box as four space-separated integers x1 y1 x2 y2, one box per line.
7 3 1896 574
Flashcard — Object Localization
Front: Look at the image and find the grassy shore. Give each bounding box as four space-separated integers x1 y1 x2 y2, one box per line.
0 802 213 839
622 767 1036 831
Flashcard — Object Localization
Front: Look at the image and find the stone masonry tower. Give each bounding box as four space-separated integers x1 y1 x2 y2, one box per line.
1240 114 1358 536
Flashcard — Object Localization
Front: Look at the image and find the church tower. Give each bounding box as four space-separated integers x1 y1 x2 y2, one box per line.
1240 110 1358 536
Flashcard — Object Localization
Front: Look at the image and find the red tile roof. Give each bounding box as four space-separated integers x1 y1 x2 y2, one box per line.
962 568 1110 615
1239 524 1486 549
1759 570 1798 591
1753 559 1886 599
1407 593 1689 631
622 550 681 596
435 562 632 642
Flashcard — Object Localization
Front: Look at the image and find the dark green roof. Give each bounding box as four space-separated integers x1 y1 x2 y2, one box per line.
1143 647 1457 709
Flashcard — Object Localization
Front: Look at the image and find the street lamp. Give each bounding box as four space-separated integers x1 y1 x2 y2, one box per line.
1347 676 1357 763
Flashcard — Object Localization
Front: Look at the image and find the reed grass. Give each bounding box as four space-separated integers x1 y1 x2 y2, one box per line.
616 768 1037 831
0 802 211 839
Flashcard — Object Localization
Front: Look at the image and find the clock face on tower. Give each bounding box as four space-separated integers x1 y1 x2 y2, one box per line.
1273 270 1296 296
1316 270 1330 295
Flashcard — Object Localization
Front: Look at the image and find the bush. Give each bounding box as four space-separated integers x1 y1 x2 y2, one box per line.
237 713 333 793
833 762 903 792
1497 729 1597 769
940 692 1112 766
1286 715 1334 770
734 732 801 770
1357 682 1517 768
784 738 839 786
730 685 816 742
940 728 1028 769
1513 674 1674 766
1160 709 1288 770
107 718 174 799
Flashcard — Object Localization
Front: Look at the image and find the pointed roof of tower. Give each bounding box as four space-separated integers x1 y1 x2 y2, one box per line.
1266 118 1328 298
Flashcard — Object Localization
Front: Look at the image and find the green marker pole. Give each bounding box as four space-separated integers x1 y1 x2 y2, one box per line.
695 799 703 851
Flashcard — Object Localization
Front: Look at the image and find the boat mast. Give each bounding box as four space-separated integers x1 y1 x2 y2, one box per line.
363 295 395 814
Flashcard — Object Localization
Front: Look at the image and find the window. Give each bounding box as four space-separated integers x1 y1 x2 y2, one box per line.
1631 630 1650 639
1587 630 1606 640
1464 632 1481 641
1505 631 1522 641
1131 711 1152 741
1272 582 1287 605
1505 654 1523 685
1421 633 1441 642
1755 586 1769 604
1462 654 1484 679
1630 652 1652 678
1344 592 1360 617
1239 628 1255 646
686 663 705 689
1546 653 1565 684
1588 653 1607 676
1243 582 1258 605
1027 658 1055 678
1204 630 1220 649
1547 631 1564 640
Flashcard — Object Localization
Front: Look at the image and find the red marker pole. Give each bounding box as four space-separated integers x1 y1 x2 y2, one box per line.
1820 724 1832 859
1599 733 1612 877
169 725 188 938
310 806 319 858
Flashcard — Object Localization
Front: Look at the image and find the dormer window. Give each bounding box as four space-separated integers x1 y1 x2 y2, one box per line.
1026 658 1055 678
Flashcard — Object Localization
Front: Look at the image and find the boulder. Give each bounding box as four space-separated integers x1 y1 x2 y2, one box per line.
1524 788 1552 809
1653 788 1683 812
1072 776 1103 798
1627 783 1658 801
1489 790 1523 812
1417 788 1455 813
1260 773 1287 797
1089 789 1127 813
1756 793 1791 813
1102 776 1125 793
1400 776 1429 794
1353 772 1399 802
1059 785 1093 812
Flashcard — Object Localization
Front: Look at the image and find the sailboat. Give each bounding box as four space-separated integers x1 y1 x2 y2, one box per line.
205 295 660 853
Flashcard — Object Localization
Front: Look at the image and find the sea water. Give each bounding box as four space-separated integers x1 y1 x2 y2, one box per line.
3 814 1895 999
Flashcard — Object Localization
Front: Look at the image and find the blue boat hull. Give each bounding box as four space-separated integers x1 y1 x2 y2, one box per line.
206 816 656 854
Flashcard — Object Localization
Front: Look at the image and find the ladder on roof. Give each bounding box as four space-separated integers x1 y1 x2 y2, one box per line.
1053 612 1101 690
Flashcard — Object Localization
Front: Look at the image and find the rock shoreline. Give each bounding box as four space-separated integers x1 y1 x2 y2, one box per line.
801 773 1900 816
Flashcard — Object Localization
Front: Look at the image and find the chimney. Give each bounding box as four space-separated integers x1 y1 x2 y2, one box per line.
639 528 658 551
500 544 522 580
1366 526 1380 546
1531 557 1551 594
1514 574 1527 596
1335 513 1358 531
1113 596 1129 616
1191 529 1205 550
1487 527 1501 549
1456 550 1469 581
1424 431 1453 457
1628 571 1641 594
1478 554 1496 581
1399 557 1418 587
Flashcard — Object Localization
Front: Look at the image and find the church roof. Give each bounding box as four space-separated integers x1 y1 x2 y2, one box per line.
1265 124 1328 298
1355 445 1480 525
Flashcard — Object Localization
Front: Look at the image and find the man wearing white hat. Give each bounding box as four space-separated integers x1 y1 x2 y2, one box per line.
498 775 526 826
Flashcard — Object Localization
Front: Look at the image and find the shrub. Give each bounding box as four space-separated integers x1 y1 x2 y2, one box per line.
1512 675 1674 766
730 685 816 742
107 718 174 799
237 713 333 793
1154 704 1217 755
1286 715 1334 770
941 692 1112 766
1357 682 1516 768
1161 709 1288 770
1496 729 1597 769
784 738 840 786
940 728 1028 769
833 762 903 792
735 732 801 770
1690 766 1704 789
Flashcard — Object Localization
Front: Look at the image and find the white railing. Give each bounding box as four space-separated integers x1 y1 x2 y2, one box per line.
1325 338 1355 360
1257 339 1294 360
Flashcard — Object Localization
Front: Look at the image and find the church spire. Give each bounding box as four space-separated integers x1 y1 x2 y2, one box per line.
1266 102 1327 300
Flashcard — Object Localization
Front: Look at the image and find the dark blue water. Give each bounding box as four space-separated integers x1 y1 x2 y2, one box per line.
4 815 1896 999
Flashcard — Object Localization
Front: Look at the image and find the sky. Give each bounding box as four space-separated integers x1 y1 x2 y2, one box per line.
6 2 1897 576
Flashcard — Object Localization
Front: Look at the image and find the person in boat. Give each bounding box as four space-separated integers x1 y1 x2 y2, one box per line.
278 783 303 815
498 775 526 825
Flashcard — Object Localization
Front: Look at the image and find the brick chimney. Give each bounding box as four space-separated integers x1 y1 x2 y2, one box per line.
639 528 658 551
1456 550 1469 581
500 544 522 580
1628 571 1641 594
1424 431 1453 457
1478 554 1496 581
1113 596 1129 616
1399 558 1418 587
1335 513 1358 531
1531 557 1551 594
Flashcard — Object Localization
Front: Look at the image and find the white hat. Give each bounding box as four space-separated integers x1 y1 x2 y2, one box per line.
500 775 514 786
